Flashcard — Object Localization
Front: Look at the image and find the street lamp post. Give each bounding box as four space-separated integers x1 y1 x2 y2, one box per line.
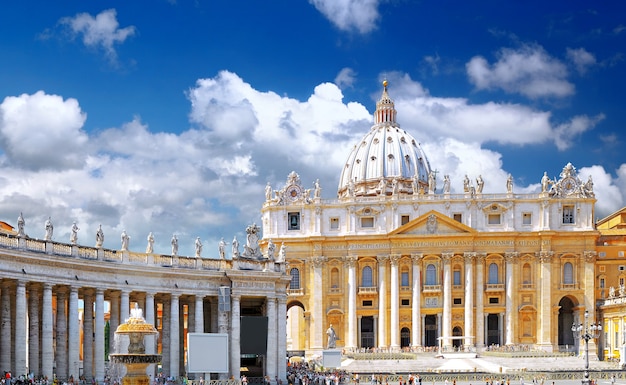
572 310 602 385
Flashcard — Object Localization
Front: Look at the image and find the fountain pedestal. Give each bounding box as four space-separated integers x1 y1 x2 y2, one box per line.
110 306 161 385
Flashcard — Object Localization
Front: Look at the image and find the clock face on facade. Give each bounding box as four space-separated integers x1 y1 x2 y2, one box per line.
286 184 302 201
562 177 575 194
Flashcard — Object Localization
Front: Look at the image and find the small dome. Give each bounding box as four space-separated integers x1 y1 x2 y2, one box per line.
338 81 431 197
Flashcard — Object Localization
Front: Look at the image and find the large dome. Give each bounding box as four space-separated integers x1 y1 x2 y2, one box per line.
338 81 432 197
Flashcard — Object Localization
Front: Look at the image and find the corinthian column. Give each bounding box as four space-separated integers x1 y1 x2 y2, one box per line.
538 251 554 351
345 255 358 349
390 255 400 350
464 253 475 350
377 255 389 349
505 252 517 346
442 253 453 350
475 254 485 349
411 254 423 348
311 256 325 350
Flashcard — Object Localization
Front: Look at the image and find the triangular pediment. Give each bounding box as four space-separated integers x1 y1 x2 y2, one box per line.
390 210 476 236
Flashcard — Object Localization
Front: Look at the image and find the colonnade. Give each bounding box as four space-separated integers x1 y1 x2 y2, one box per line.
0 278 287 383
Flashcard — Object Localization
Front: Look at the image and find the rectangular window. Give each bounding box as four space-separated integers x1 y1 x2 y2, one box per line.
361 217 374 228
362 300 372 307
288 212 300 230
401 215 410 225
401 299 410 306
453 271 461 286
453 213 462 223
330 217 339 230
522 213 532 225
488 214 501 225
453 298 462 305
401 271 409 287
563 205 575 224
600 278 605 288
489 297 499 304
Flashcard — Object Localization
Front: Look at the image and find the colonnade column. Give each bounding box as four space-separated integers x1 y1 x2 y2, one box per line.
41 284 54 380
95 289 106 383
1 280 11 372
390 255 400 350
144 292 156 380
441 253 452 350
217 297 229 380
311 257 325 350
464 253 475 350
15 280 26 376
121 289 130 323
195 295 204 333
83 290 94 380
56 287 68 380
230 295 241 380
69 286 80 379
277 297 287 383
475 254 486 349
109 293 120 357
266 297 277 383
345 255 358 349
170 294 180 379
538 251 553 351
377 255 388 349
161 296 171 376
505 252 517 346
411 254 423 348
28 284 40 376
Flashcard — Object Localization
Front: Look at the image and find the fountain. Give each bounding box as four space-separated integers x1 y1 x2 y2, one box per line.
109 305 161 385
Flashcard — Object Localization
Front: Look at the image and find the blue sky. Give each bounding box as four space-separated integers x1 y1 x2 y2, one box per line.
1 0 625 257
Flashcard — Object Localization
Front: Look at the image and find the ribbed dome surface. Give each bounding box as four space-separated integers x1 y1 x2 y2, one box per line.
338 82 432 197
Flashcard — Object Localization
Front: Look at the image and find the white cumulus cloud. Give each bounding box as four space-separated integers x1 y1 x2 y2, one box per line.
309 0 381 34
60 9 136 64
467 44 574 99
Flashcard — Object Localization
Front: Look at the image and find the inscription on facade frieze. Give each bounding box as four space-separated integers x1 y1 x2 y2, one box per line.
318 239 541 252
232 281 274 289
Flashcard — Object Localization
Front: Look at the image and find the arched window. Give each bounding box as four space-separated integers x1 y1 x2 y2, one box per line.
425 264 437 285
488 263 499 284
331 267 340 289
563 262 574 285
522 263 532 284
290 268 300 289
362 266 373 287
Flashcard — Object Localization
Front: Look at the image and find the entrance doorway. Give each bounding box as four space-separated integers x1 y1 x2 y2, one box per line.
401 327 410 348
487 314 500 346
360 316 374 348
425 315 438 347
452 326 463 350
